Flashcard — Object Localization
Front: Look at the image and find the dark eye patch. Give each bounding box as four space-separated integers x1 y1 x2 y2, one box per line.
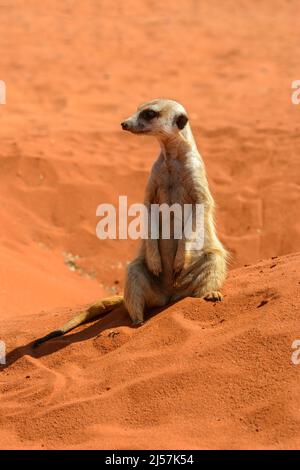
139 109 158 121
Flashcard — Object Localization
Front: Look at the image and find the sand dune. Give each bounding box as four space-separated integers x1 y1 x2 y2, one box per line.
0 0 300 450
1 253 299 449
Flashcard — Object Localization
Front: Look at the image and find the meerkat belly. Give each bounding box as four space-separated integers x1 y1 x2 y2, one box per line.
156 164 190 289
158 231 177 289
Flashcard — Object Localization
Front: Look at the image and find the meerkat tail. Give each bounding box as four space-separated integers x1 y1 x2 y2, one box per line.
33 295 124 348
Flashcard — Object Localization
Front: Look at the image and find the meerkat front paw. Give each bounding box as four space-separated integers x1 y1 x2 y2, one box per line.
204 291 223 302
132 319 144 326
129 312 144 325
126 306 144 325
146 257 162 277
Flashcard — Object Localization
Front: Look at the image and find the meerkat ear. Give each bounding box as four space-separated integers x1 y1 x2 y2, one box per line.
176 114 188 130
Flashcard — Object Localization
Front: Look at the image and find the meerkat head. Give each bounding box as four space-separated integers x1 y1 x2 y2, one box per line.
121 98 189 138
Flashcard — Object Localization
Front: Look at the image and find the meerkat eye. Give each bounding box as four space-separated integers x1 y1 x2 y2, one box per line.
139 109 158 121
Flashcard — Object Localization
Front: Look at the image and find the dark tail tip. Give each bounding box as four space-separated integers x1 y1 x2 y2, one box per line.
33 330 63 348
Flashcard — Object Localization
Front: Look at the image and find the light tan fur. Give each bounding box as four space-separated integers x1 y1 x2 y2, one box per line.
34 98 227 346
122 98 227 324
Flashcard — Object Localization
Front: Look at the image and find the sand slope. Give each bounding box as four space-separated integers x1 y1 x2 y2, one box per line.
1 252 299 449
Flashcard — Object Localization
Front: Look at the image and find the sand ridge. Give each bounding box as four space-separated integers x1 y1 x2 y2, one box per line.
1 253 299 449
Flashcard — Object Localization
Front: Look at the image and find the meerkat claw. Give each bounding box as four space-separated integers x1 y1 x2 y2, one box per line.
204 291 223 302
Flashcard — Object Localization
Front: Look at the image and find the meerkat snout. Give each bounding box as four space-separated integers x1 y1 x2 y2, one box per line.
121 121 130 130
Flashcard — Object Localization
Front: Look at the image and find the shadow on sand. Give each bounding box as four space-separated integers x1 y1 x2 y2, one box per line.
1 303 170 370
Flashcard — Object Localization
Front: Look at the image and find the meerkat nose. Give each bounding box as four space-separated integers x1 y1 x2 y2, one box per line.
121 121 130 130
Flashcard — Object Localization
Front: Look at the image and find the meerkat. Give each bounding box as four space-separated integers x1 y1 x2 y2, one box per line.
34 98 227 347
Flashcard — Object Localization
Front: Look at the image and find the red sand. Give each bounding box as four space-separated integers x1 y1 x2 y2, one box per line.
0 0 300 449
1 253 300 449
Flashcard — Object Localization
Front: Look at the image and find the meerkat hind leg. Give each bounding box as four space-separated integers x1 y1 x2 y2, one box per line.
192 251 226 302
124 259 168 325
